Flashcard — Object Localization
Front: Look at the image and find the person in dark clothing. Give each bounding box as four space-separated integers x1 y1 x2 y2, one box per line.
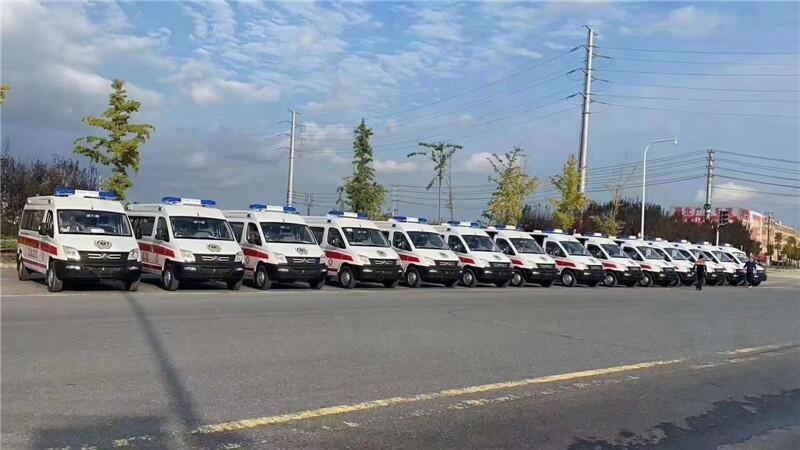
694 255 706 290
743 254 758 288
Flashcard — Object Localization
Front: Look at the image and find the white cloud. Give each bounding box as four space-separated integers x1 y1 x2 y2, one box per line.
621 6 731 38
374 160 419 174
696 182 758 204
408 8 464 42
462 152 494 173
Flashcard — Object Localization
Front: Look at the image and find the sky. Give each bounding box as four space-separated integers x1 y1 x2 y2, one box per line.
2 1 798 226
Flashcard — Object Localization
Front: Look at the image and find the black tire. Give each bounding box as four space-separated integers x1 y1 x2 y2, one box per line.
602 271 618 288
254 264 272 290
460 267 478 287
669 279 679 287
639 272 654 287
586 280 600 287
560 269 577 287
510 269 525 287
624 280 638 287
227 279 243 290
124 278 140 292
405 266 422 288
539 280 554 287
681 278 695 286
46 262 63 292
310 278 326 290
338 266 357 289
17 254 30 281
443 279 459 288
383 279 399 288
495 278 510 288
161 264 180 291
752 280 762 286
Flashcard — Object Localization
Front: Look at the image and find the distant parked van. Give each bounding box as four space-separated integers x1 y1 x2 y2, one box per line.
485 225 558 287
530 229 604 287
435 221 513 287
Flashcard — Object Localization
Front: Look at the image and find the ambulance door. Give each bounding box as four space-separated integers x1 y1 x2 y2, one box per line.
39 210 55 268
154 217 171 269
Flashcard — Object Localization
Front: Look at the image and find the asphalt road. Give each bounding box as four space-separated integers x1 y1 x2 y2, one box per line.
2 269 799 449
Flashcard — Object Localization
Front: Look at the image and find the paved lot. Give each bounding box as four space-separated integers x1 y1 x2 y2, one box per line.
2 269 799 449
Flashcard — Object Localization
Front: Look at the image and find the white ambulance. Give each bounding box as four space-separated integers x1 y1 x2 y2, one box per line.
669 240 725 286
224 205 327 290
573 233 643 287
530 229 604 287
485 225 558 287
694 241 745 286
616 237 678 287
17 188 142 292
717 243 766 285
646 238 697 286
435 221 513 287
375 216 461 288
126 197 244 291
305 211 403 289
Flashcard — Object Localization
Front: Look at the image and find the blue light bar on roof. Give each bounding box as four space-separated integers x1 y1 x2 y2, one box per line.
493 224 520 230
249 204 297 214
447 220 480 228
162 196 216 207
591 232 605 237
392 216 428 224
544 229 564 234
55 188 118 200
328 210 367 219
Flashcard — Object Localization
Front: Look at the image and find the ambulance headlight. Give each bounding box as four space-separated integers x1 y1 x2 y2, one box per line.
422 256 436 267
320 256 328 266
478 258 490 267
235 251 243 263
358 255 371 265
273 253 288 264
128 248 140 261
180 249 195 262
63 246 80 261
396 257 402 266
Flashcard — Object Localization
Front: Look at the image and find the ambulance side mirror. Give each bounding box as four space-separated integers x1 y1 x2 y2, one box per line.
38 222 48 236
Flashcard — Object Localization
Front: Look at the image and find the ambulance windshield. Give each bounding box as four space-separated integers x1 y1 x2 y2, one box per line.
463 235 497 252
261 222 315 244
407 231 448 249
170 217 234 240
57 210 131 236
510 238 544 254
344 227 389 247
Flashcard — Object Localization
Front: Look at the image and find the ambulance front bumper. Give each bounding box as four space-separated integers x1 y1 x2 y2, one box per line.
678 271 697 283
474 266 512 284
575 268 606 284
726 270 745 283
614 268 643 283
268 263 328 282
522 266 559 283
352 264 404 282
419 266 462 283
706 270 723 282
54 259 141 281
174 261 244 281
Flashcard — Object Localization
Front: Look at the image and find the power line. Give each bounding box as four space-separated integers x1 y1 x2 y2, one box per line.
716 158 800 175
595 93 796 104
602 79 800 94
716 174 799 189
595 46 799 55
599 101 800 119
713 186 799 198
716 166 800 182
600 55 799 66
602 68 799 77
715 149 799 165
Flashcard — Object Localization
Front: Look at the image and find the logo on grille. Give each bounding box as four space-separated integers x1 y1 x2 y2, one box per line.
439 252 448 258
201 255 229 262
493 254 501 260
296 247 308 255
377 250 386 257
94 240 112 249
207 244 222 252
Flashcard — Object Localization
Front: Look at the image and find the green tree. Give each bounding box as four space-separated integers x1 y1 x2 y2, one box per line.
0 85 10 105
774 232 783 256
483 147 538 225
73 79 154 200
591 166 636 236
407 141 461 222
550 154 588 231
341 120 386 219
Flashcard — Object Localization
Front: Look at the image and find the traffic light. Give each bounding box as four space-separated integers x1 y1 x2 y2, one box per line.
719 210 730 227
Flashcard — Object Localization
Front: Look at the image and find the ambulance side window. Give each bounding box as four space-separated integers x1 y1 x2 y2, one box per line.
21 209 45 231
155 217 170 242
546 242 565 257
229 222 244 242
42 211 54 237
131 216 155 238
327 228 345 249
448 236 466 253
623 247 640 261
587 244 605 259
246 223 262 246
381 231 390 241
310 227 324 245
496 238 514 255
392 232 411 251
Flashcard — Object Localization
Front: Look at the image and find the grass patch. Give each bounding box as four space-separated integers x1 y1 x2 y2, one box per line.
1 238 18 252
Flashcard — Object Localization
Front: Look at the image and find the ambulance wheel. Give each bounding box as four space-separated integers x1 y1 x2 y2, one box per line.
124 278 140 292
681 278 694 286
17 254 30 281
460 268 477 287
383 279 399 288
639 272 653 287
443 279 459 288
602 271 618 287
338 266 357 289
510 269 525 287
405 266 422 288
540 280 553 288
254 264 272 290
310 278 326 290
46 262 63 292
669 279 679 287
161 264 180 291
227 279 242 291
560 270 577 287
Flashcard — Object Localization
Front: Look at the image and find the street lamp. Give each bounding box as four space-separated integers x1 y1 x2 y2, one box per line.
640 138 678 238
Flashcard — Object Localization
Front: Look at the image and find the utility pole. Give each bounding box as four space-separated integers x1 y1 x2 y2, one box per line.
390 185 398 217
286 109 298 207
303 193 313 216
447 159 454 221
765 211 774 261
577 25 595 193
704 149 715 220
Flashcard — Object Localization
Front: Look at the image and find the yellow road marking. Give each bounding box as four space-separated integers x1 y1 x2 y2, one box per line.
719 344 785 355
191 358 683 434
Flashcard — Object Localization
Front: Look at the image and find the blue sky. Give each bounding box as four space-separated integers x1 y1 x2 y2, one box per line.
2 1 798 225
